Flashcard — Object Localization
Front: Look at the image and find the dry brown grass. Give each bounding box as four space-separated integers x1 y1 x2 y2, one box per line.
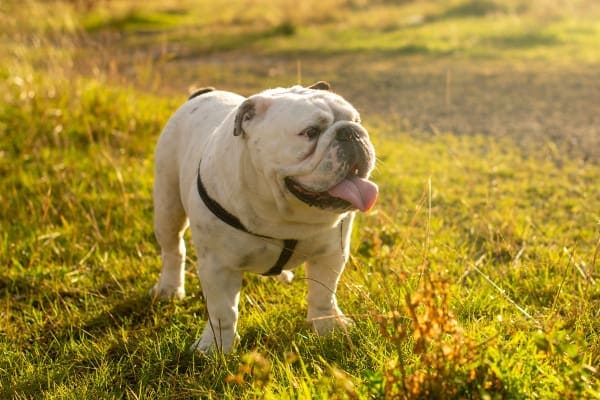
376 273 503 398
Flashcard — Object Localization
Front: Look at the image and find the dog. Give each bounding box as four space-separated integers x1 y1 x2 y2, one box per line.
150 81 377 353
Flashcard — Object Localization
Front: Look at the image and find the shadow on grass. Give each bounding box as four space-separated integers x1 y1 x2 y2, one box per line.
4 290 208 397
487 32 561 48
182 22 297 55
435 0 508 19
84 8 189 32
83 293 156 333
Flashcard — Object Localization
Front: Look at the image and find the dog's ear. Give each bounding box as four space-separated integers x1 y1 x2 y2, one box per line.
188 86 215 100
234 99 254 137
233 97 271 137
308 81 332 91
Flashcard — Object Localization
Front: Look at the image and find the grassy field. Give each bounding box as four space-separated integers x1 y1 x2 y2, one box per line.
1 0 599 398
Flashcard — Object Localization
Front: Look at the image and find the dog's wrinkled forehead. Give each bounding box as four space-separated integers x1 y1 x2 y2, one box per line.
266 86 360 123
233 85 362 138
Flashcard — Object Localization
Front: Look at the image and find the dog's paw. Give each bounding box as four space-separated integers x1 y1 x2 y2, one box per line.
308 312 354 335
277 270 294 284
149 284 185 301
190 336 215 354
190 325 238 354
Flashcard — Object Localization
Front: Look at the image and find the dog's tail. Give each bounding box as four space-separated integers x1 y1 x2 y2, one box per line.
188 87 216 100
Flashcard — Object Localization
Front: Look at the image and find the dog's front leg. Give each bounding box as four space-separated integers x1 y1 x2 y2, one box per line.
305 255 353 334
192 260 242 354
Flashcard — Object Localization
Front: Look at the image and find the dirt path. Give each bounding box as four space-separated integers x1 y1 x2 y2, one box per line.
323 56 599 162
98 45 599 162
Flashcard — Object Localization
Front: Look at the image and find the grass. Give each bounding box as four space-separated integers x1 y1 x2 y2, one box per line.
76 0 600 61
1 0 599 398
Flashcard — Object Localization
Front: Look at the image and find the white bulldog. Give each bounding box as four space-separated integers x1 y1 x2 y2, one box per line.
150 82 377 353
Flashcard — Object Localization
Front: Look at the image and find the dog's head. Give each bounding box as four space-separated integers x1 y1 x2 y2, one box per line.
233 82 377 214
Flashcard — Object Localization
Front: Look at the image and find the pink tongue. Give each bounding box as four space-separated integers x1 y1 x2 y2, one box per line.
327 176 378 212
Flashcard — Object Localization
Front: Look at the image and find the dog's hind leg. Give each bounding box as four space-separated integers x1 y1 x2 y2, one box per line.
150 158 189 300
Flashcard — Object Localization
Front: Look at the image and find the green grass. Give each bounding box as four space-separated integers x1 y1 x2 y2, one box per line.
76 0 600 62
1 0 599 398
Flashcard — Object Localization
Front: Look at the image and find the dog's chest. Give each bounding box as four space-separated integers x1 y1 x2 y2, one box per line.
235 237 286 271
193 226 304 274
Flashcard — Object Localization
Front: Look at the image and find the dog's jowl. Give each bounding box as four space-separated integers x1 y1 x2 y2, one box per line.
151 82 377 353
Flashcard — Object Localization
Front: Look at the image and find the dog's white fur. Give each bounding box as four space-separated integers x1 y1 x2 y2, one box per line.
150 85 375 353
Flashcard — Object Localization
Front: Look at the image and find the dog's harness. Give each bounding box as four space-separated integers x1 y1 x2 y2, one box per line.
196 163 298 276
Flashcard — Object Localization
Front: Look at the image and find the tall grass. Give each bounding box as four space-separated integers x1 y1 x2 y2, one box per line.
70 0 600 61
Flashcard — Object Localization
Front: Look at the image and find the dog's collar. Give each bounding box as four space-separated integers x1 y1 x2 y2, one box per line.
196 162 297 276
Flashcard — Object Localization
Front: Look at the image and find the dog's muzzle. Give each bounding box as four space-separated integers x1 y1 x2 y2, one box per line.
333 125 373 178
285 124 378 212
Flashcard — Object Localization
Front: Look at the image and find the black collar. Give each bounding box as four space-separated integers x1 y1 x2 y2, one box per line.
196 163 297 276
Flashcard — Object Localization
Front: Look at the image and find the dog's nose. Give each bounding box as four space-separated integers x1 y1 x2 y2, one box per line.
335 125 360 142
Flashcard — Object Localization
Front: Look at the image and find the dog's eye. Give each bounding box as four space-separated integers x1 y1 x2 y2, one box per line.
300 126 321 139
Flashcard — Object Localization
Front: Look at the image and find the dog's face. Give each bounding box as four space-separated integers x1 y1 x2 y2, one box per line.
234 84 377 213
